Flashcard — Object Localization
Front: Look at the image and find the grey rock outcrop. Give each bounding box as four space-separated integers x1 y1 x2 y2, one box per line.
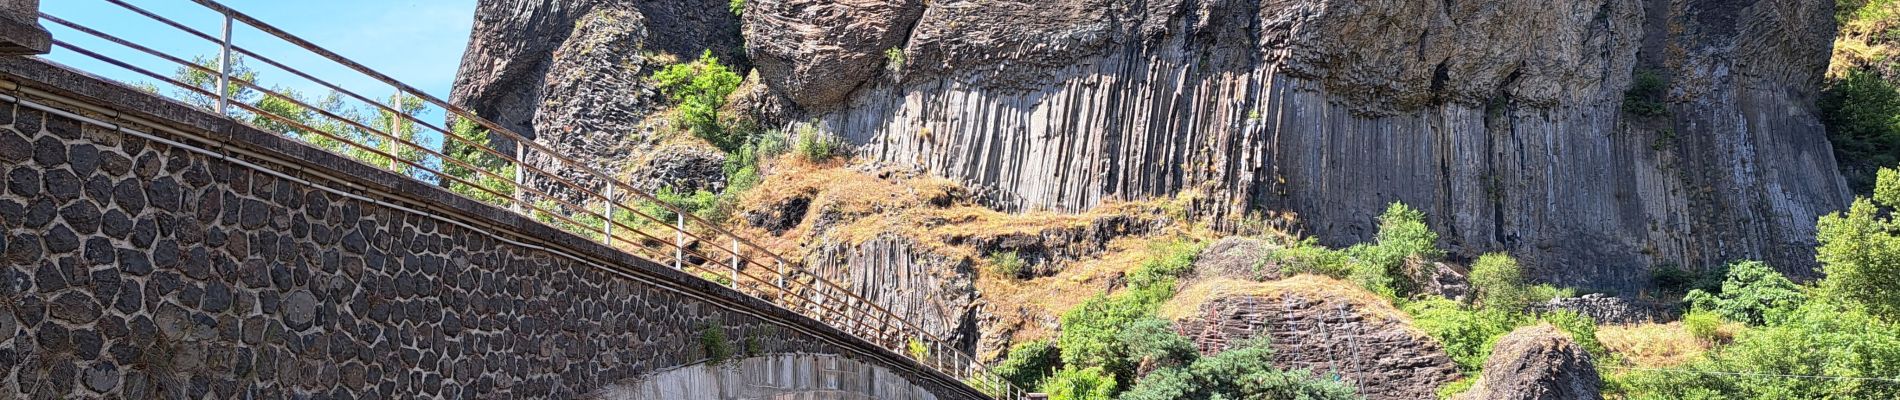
626 142 728 194
804 234 978 349
1534 293 1680 324
743 0 1852 292
1458 324 1603 400
451 0 744 201
1168 277 1463 400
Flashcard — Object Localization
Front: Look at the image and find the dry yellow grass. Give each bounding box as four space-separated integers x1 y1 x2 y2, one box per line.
1158 275 1412 326
1597 321 1746 368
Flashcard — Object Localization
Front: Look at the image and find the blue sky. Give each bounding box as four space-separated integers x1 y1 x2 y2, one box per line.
41 0 477 101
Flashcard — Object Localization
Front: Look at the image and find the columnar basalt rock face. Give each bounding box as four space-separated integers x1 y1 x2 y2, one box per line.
0 72 974 399
1168 277 1463 400
743 0 1851 292
451 0 744 201
805 234 978 348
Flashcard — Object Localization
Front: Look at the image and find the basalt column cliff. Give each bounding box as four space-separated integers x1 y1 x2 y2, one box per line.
456 0 1852 291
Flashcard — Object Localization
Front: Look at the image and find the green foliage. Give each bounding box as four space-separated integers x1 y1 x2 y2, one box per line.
994 340 1061 390
793 125 847 162
1683 261 1806 325
701 325 732 364
1272 202 1437 298
1470 252 1532 312
885 46 906 72
1435 377 1477 400
1542 309 1608 362
1044 366 1117 400
652 50 746 152
1623 68 1669 117
175 55 259 109
987 251 1028 279
443 118 517 207
1118 318 1198 373
1339 202 1439 297
1120 338 1361 400
1055 240 1203 392
907 338 930 360
1821 70 1900 191
1402 296 1527 372
1652 262 1728 296
1619 300 1900 399
1272 238 1352 278
1683 310 1724 344
1815 166 1900 321
729 0 745 15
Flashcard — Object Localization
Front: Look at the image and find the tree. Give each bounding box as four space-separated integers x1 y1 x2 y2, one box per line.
1816 167 1900 321
1684 261 1806 325
442 117 516 207
651 50 746 152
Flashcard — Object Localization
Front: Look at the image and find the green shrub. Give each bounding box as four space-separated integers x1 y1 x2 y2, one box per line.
885 46 906 72
1055 240 1203 392
701 325 732 364
1683 261 1806 325
994 340 1061 390
651 50 745 152
1817 166 1900 321
793 126 846 162
728 0 745 15
1118 318 1198 373
1403 296 1526 372
1120 338 1360 400
1682 310 1723 345
1541 309 1608 361
1044 366 1117 400
1272 238 1352 278
987 251 1028 279
907 338 930 360
1470 252 1532 312
1342 202 1439 297
1820 70 1900 191
1652 262 1728 296
1623 69 1669 117
1620 300 1900 399
1436 377 1477 400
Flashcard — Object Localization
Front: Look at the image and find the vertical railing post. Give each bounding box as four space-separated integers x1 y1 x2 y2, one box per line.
511 140 524 213
730 239 741 286
603 184 615 244
216 14 233 116
385 90 403 174
673 212 685 270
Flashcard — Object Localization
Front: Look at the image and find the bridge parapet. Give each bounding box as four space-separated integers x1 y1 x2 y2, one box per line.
0 0 1020 397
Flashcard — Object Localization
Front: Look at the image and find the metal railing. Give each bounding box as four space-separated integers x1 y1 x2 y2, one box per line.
37 1 1026 398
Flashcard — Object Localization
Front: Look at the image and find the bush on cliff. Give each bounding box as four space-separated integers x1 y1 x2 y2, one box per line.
652 50 745 152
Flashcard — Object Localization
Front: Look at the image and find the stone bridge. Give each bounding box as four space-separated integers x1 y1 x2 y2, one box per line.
0 2 993 398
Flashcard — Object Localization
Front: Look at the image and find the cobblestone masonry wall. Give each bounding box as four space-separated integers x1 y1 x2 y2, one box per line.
0 59 974 399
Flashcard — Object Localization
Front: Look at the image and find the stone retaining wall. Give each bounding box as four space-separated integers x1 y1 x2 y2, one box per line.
0 59 977 399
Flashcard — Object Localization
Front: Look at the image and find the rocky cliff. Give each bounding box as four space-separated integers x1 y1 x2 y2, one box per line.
738 0 1853 291
454 0 1851 291
451 0 744 198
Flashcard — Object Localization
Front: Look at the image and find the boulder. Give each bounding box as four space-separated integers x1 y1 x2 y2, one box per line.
626 142 728 195
743 0 926 110
1458 324 1603 400
1166 276 1462 400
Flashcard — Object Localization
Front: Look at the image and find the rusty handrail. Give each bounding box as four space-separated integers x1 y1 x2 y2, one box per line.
44 1 1027 398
